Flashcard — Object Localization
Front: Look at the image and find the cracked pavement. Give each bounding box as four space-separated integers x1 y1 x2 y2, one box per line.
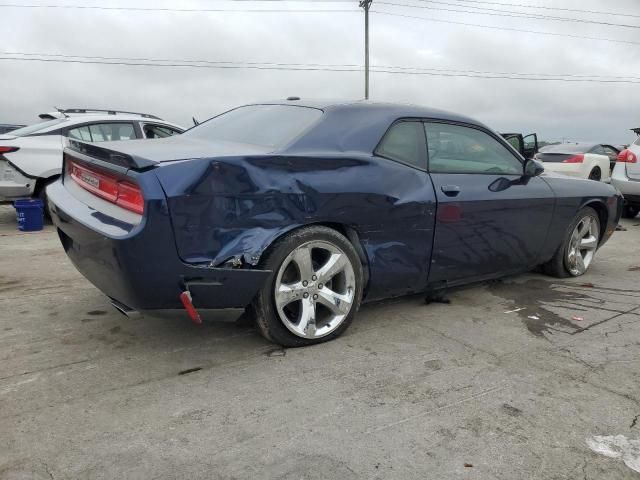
1 205 640 479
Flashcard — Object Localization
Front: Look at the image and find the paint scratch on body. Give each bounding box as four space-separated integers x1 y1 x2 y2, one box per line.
587 434 640 473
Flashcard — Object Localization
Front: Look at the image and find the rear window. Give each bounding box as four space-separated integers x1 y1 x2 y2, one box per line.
9 118 67 136
634 137 640 147
542 143 591 154
182 104 322 149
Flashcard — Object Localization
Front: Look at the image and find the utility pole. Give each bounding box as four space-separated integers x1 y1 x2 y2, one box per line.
360 0 372 99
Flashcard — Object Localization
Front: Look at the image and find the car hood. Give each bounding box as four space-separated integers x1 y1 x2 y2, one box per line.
541 170 617 196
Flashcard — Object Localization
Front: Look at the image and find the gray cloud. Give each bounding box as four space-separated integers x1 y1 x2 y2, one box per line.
1 0 639 144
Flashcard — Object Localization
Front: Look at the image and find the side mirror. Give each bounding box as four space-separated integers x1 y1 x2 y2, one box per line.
524 158 544 177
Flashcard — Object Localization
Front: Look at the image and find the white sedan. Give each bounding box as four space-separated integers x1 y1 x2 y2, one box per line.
534 143 618 182
0 109 184 205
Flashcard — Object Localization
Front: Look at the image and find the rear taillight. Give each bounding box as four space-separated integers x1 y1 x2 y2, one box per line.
0 146 19 154
563 154 584 163
68 160 144 214
617 149 637 163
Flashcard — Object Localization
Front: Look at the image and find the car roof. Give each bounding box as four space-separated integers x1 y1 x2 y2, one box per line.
254 99 482 125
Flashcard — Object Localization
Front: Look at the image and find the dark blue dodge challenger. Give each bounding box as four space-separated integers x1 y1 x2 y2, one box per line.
48 100 623 346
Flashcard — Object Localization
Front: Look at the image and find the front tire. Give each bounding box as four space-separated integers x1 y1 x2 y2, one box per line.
252 226 363 347
543 207 600 278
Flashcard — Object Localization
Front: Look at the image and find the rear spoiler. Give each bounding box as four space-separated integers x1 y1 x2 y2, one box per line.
66 139 156 170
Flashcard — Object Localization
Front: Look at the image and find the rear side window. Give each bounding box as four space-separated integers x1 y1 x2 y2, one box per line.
375 121 426 169
143 124 182 139
634 137 640 146
68 123 136 142
589 145 606 155
425 123 522 175
182 104 322 149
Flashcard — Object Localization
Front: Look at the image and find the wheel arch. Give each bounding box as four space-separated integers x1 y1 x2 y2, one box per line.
581 199 608 245
257 222 371 295
34 173 60 197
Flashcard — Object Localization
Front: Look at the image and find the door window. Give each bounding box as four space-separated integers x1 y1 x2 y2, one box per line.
375 121 426 170
67 125 92 142
602 145 619 159
425 123 522 175
68 123 136 142
142 124 182 139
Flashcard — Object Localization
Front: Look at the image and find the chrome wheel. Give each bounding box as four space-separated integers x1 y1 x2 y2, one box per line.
566 215 599 276
274 240 356 339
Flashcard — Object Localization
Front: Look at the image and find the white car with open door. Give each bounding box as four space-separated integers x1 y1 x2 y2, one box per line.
612 128 640 219
534 143 616 182
0 109 184 207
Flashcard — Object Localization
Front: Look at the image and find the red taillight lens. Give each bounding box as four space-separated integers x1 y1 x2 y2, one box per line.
115 181 144 214
617 149 637 163
0 146 19 154
68 160 144 214
563 154 584 163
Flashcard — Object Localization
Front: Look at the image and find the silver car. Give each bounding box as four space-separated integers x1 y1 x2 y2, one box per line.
611 129 640 219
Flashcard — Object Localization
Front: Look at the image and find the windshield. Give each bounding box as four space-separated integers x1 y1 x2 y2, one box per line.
9 118 68 137
183 104 322 149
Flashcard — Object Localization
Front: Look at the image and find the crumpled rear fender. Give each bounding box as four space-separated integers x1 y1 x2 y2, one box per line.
154 153 436 300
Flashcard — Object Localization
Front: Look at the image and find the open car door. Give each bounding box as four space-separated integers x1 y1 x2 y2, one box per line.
523 133 538 159
501 133 525 157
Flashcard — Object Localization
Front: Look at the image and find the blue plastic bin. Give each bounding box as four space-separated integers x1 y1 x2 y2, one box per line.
13 199 44 232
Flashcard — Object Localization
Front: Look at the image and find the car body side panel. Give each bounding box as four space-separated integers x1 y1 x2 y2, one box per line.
541 154 610 182
427 174 556 286
538 173 622 261
155 154 437 301
4 134 63 178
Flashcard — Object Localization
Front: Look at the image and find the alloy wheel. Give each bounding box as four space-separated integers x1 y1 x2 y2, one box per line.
274 240 356 339
566 215 599 276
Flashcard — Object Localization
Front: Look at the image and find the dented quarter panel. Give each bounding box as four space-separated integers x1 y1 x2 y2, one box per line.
155 153 437 301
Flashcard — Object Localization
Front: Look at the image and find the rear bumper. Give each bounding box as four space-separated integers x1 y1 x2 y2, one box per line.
611 164 640 205
0 160 36 201
47 179 270 316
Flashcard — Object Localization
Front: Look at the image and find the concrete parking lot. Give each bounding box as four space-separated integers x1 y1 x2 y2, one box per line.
1 204 639 479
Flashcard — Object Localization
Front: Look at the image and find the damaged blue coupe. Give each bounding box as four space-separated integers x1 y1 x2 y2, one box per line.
48 100 623 346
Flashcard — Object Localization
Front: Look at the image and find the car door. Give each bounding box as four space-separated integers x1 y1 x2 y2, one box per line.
425 121 556 287
523 133 538 159
602 145 619 173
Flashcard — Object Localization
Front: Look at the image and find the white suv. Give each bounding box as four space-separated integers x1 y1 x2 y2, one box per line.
611 129 640 219
0 109 184 205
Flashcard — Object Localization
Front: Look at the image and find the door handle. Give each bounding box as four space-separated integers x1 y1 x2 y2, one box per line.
441 185 461 197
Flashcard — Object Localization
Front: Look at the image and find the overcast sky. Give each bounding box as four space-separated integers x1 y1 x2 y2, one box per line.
2 0 639 144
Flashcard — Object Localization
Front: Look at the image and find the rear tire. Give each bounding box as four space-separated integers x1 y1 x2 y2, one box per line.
588 167 601 181
543 207 600 278
622 205 639 219
36 176 58 220
252 226 363 347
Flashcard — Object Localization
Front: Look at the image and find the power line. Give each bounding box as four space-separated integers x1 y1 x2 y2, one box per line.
372 10 640 46
5 51 640 80
452 0 640 19
0 3 358 12
377 1 640 29
1 56 640 83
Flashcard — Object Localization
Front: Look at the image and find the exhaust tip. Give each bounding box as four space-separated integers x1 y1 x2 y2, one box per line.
110 299 140 318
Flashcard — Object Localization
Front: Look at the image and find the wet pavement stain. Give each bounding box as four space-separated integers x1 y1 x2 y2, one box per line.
87 310 107 316
488 278 631 337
